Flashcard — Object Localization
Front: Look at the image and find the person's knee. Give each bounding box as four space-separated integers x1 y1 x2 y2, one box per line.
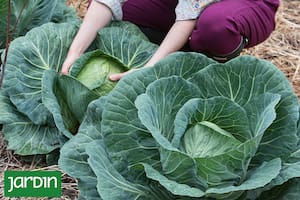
189 15 242 57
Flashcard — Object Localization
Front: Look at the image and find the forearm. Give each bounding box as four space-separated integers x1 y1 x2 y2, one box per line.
145 20 196 67
68 1 113 56
61 1 113 74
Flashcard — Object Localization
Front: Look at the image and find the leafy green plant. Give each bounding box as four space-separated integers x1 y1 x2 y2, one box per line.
0 0 78 49
59 53 300 199
0 21 158 155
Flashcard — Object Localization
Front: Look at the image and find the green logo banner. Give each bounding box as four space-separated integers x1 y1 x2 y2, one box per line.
4 170 61 197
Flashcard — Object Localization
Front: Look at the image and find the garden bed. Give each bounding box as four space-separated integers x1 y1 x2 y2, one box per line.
0 0 299 199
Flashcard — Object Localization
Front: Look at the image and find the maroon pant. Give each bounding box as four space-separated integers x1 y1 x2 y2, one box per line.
122 0 279 57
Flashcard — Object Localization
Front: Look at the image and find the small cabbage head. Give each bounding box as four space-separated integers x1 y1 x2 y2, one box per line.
71 51 126 96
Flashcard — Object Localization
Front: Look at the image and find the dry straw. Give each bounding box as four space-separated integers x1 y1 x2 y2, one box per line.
243 0 300 99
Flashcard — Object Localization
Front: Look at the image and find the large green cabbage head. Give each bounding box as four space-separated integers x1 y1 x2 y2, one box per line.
59 53 300 199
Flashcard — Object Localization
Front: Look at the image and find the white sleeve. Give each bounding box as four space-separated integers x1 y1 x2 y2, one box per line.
94 0 126 20
175 0 219 21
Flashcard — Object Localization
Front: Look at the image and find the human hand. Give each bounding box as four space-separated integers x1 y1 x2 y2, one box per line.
61 53 80 75
109 68 139 81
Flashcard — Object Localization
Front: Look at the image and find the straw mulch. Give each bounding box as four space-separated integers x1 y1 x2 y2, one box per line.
242 0 300 99
0 0 299 199
67 0 89 18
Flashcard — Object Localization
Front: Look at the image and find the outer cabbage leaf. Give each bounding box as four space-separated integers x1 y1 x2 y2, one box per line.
2 22 78 125
86 140 175 200
253 93 299 161
0 92 67 155
42 69 100 137
246 149 300 199
189 56 289 104
96 24 158 69
257 178 300 200
205 158 281 197
59 98 105 200
141 159 281 199
141 163 205 198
